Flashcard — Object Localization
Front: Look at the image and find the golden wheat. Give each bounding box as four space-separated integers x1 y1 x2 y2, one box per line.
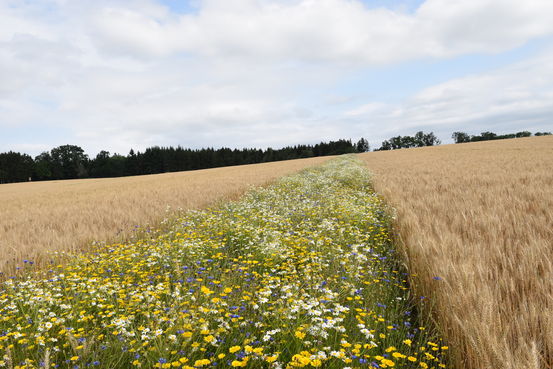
0 157 331 275
359 136 553 369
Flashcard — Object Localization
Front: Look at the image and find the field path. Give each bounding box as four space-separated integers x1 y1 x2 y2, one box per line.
0 157 446 368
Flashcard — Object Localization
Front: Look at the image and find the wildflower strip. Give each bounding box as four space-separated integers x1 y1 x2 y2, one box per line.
0 157 447 368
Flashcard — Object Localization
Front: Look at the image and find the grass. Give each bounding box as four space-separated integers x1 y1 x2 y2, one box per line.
0 157 331 276
0 157 446 369
359 136 553 369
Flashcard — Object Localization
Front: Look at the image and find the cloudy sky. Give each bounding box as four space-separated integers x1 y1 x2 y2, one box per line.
1 0 553 156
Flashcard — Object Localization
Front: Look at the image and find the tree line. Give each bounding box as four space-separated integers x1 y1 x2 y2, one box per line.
375 130 551 151
0 138 370 184
452 130 551 143
376 131 441 150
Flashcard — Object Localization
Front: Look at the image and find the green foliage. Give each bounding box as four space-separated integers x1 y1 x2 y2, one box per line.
453 130 545 143
0 151 34 183
377 131 441 151
50 144 89 179
356 137 370 152
451 132 470 143
0 139 366 184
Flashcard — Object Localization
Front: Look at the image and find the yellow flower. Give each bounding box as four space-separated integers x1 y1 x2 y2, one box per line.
70 356 79 362
291 354 310 367
408 356 417 362
132 360 141 366
310 359 322 367
204 335 215 343
231 360 247 367
218 354 226 359
193 359 211 367
229 346 241 353
253 347 263 355
403 339 412 346
266 355 278 363
295 331 306 340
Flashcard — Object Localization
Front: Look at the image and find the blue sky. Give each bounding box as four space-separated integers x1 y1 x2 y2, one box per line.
1 0 552 156
159 0 427 14
337 37 550 103
158 0 199 14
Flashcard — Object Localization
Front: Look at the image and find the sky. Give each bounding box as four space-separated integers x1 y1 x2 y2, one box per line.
1 0 553 156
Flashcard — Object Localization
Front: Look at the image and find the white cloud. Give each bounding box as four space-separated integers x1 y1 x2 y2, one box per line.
345 102 390 117
344 48 553 144
0 0 552 155
87 0 553 63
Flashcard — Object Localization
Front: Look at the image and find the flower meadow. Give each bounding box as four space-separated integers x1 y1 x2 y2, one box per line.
0 157 447 369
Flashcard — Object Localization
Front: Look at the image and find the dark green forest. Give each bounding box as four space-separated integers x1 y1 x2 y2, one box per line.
1 130 550 184
0 138 370 183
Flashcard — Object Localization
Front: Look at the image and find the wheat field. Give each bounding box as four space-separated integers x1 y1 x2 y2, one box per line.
359 136 553 369
0 156 331 275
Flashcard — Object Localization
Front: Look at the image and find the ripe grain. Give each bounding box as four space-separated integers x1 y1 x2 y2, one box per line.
359 136 553 369
0 157 331 274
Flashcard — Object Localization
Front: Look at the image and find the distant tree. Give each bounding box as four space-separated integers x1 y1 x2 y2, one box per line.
1 138 365 184
110 154 126 176
400 135 415 148
515 131 532 138
478 131 497 141
355 138 370 152
50 145 88 179
422 131 441 146
378 140 392 150
377 131 440 151
452 131 471 143
299 148 314 158
0 152 34 183
535 131 552 136
414 131 426 147
461 130 541 142
125 149 140 176
90 151 126 178
90 150 110 178
33 152 53 180
389 136 402 150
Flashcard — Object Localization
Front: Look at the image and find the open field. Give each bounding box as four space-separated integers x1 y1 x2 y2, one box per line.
0 157 331 275
359 136 553 369
0 158 447 369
